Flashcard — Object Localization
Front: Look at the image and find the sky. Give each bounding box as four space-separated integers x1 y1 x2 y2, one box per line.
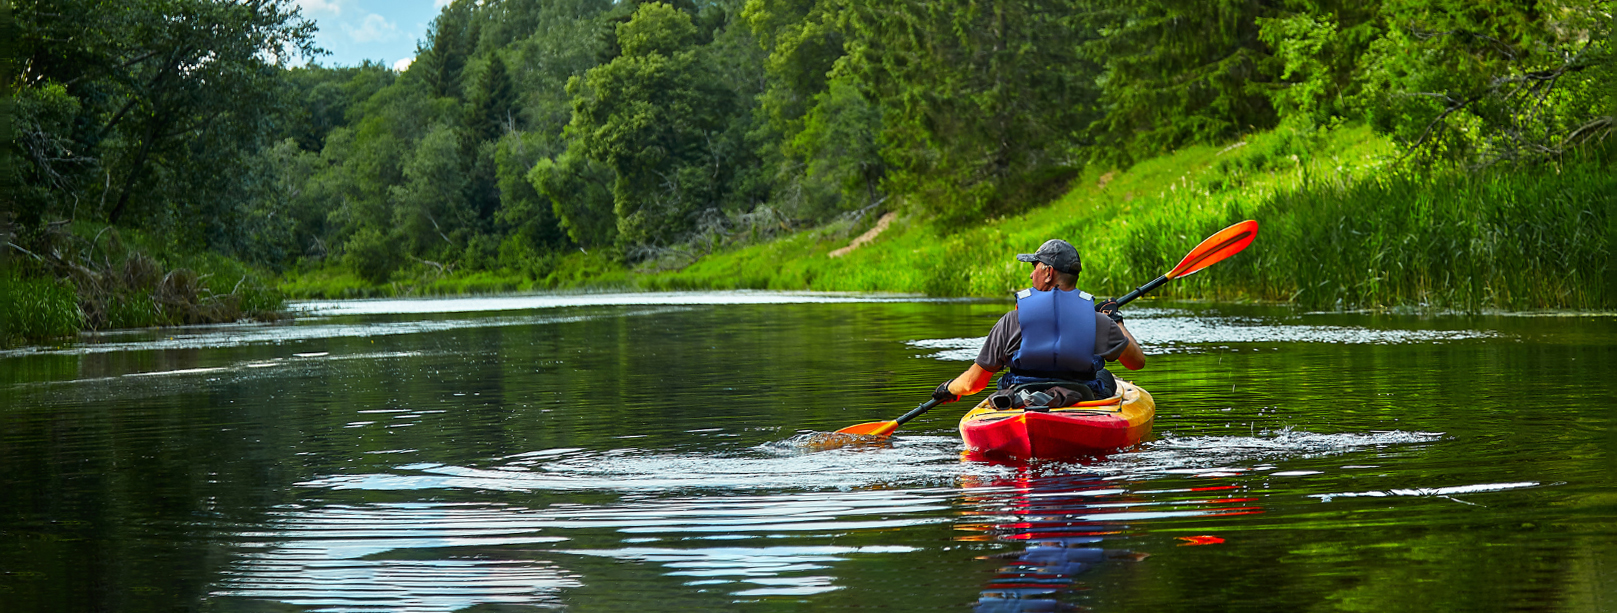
294 0 449 71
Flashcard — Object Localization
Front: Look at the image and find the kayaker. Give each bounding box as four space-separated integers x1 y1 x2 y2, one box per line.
932 239 1145 406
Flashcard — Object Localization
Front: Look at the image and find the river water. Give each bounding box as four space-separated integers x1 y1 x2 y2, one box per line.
2 292 1614 612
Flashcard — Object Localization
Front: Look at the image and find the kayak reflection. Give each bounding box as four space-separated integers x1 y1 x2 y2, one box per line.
958 465 1263 612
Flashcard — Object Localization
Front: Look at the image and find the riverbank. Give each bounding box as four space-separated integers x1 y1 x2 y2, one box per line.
645 124 1615 311
278 123 1614 311
9 123 1610 346
1 225 286 346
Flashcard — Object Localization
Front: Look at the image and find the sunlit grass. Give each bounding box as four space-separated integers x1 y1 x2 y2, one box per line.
645 123 1613 311
279 250 633 299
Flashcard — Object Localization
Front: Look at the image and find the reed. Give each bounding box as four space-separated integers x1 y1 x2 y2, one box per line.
1097 162 1614 310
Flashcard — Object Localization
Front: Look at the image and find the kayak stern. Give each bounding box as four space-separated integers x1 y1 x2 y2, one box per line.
959 381 1155 460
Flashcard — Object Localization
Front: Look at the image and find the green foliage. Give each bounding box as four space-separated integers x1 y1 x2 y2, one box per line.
837 0 1102 223
1353 0 1614 165
8 0 1612 323
8 82 89 228
784 75 885 219
565 2 745 253
530 151 620 249
494 132 569 261
389 123 474 257
12 0 318 236
1259 13 1344 122
414 0 478 100
649 122 1615 311
1076 0 1283 164
343 227 401 285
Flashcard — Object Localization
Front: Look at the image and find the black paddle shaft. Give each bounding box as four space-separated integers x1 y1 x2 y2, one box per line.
892 399 942 427
1113 274 1169 309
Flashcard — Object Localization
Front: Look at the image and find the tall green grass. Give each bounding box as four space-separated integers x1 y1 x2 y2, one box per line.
0 272 84 343
278 251 631 299
1225 168 1614 309
645 124 1614 311
643 124 1377 299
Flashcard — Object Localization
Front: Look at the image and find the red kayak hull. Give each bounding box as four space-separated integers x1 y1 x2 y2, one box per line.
959 381 1155 460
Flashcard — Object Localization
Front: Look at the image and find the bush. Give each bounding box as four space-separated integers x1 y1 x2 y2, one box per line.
343 227 400 284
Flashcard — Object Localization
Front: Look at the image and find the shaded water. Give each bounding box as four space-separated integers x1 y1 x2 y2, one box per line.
3 292 1615 612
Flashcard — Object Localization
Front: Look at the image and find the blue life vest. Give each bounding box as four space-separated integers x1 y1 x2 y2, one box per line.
1009 287 1106 380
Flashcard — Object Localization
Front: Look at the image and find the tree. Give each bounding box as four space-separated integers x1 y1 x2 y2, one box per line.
1076 0 1283 165
1353 0 1615 165
835 0 1102 222
566 2 738 252
467 54 519 142
389 123 474 259
413 0 478 100
529 149 619 250
494 132 568 251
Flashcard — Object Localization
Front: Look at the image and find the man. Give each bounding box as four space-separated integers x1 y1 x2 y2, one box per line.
932 239 1144 406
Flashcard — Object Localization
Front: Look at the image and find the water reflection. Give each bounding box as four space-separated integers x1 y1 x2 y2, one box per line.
208 424 1464 610
5 295 1607 612
215 441 983 610
217 503 580 611
294 290 946 316
958 466 1265 612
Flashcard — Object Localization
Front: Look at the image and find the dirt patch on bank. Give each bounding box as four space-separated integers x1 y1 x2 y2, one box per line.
830 212 897 258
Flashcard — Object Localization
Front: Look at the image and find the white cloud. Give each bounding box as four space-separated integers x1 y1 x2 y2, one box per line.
295 0 348 16
344 13 400 44
434 0 452 8
393 57 414 72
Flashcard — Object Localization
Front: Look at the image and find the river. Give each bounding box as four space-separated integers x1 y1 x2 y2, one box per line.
2 292 1614 612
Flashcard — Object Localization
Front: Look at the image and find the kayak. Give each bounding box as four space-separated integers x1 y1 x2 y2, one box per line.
959 381 1155 460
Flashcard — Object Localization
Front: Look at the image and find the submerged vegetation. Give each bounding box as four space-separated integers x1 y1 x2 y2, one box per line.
3 0 1613 342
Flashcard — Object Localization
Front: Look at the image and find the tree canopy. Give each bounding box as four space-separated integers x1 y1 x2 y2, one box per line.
6 0 1612 283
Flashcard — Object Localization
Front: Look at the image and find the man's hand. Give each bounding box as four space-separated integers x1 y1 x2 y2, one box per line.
1096 299 1124 323
932 380 961 404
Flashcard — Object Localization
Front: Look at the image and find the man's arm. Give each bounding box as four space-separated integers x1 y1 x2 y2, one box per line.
932 312 1016 403
947 364 996 396
1115 321 1145 370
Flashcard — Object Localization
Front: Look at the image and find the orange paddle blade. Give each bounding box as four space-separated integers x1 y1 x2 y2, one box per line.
1166 219 1258 279
835 421 898 437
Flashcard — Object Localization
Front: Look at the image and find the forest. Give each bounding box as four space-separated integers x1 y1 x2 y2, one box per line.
3 0 1614 341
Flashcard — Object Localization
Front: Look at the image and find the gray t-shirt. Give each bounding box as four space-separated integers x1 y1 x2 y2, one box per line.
975 309 1132 373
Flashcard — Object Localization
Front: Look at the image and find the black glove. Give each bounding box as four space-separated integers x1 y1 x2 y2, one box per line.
1095 299 1124 323
932 380 961 404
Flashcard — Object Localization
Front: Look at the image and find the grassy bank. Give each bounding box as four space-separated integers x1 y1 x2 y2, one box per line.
642 124 1614 311
1 224 286 345
267 122 1613 312
277 250 632 299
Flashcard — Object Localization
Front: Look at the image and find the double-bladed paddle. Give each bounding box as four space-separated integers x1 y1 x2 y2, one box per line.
833 219 1259 439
